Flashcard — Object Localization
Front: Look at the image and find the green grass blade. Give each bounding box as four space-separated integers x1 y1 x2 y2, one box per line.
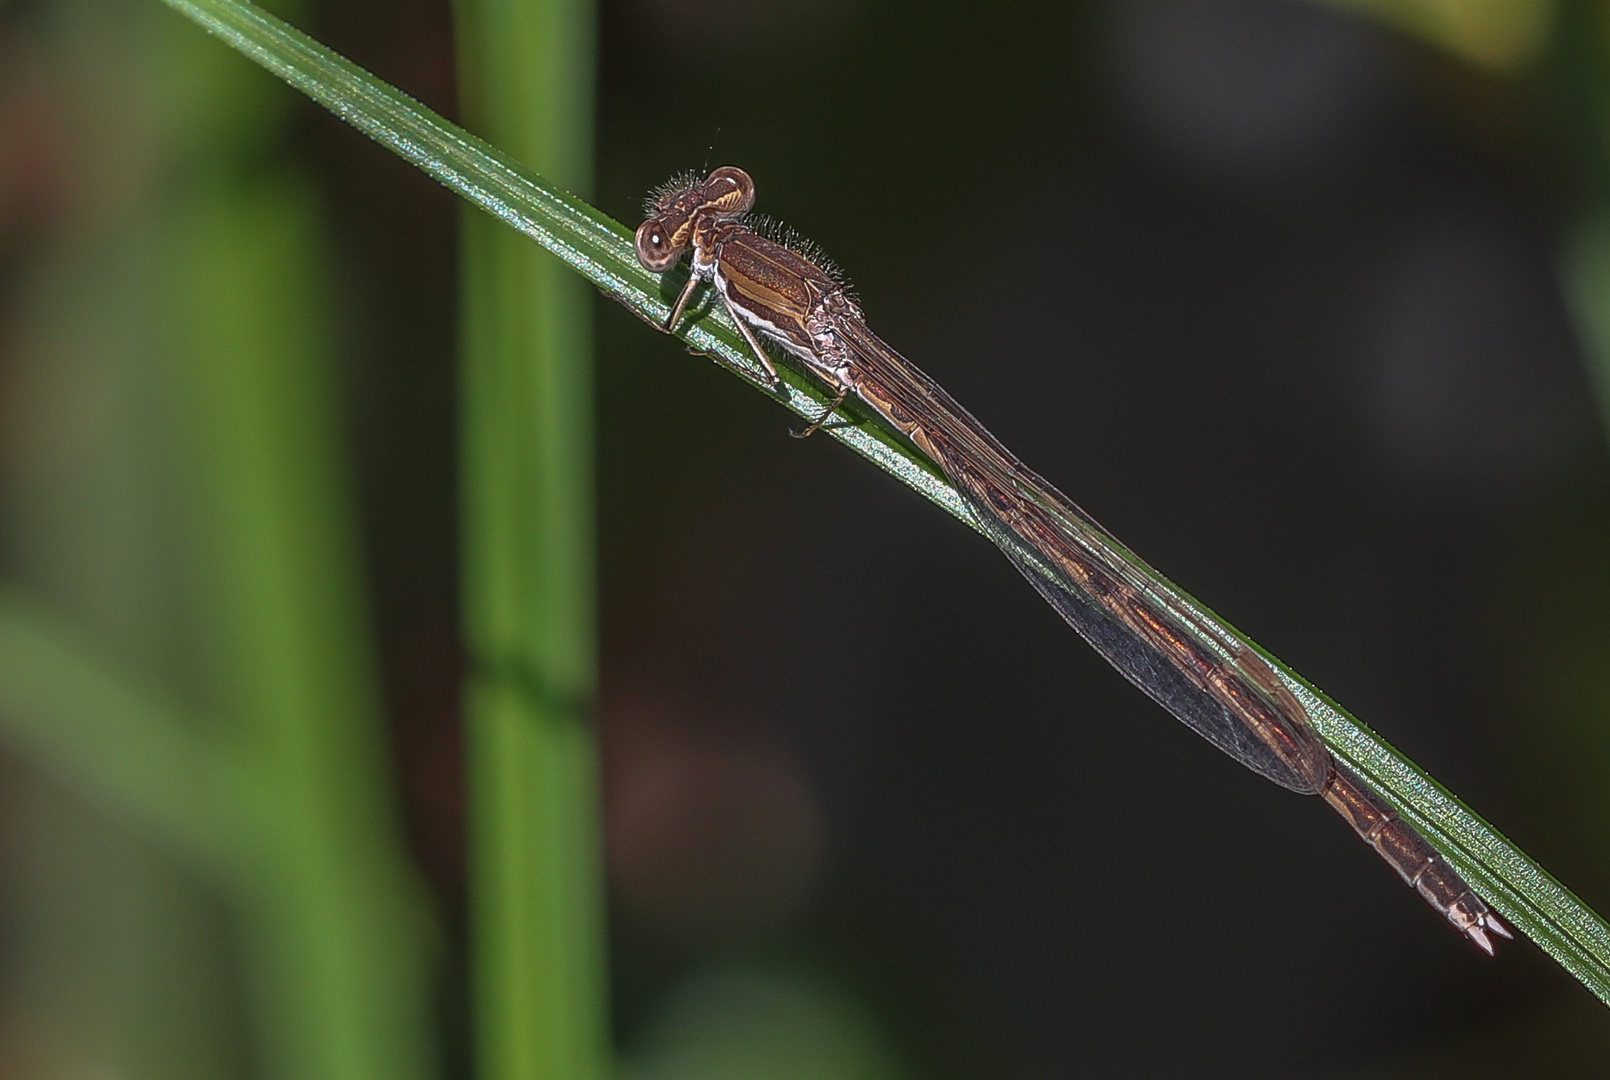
156 0 1610 1006
453 0 608 1075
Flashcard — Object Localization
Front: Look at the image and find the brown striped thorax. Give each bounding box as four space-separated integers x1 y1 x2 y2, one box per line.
634 165 754 272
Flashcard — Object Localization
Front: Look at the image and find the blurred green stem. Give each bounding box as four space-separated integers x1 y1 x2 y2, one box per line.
168 178 432 1080
453 0 607 1078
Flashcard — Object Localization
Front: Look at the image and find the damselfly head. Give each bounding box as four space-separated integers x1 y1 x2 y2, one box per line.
636 166 758 274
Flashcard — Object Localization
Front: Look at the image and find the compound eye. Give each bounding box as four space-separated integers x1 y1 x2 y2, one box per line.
635 218 683 272
704 166 755 217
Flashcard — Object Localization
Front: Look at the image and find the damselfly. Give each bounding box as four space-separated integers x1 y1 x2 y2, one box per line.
634 166 1511 953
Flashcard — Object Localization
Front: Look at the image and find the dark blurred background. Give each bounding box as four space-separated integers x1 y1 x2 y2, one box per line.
4 0 1610 1077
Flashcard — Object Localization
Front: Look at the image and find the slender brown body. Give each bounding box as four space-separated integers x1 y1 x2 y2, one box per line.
635 166 1510 954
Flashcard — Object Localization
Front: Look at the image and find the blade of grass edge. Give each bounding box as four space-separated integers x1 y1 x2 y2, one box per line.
154 0 1610 1005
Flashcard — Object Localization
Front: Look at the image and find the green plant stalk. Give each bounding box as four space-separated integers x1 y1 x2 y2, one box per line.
453 0 608 1077
166 179 432 1080
157 0 1610 1006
